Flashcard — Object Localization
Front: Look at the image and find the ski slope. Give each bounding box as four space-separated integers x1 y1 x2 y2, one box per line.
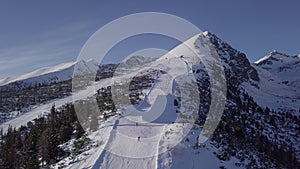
66 33 199 169
75 33 212 169
91 69 177 169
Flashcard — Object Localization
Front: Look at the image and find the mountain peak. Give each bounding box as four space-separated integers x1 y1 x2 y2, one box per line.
202 31 210 36
199 31 260 82
269 50 288 57
255 50 299 65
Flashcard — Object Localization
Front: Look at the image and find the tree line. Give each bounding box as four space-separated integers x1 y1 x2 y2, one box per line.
0 104 86 168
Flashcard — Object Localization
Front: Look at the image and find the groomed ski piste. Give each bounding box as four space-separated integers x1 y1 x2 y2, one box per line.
1 33 241 169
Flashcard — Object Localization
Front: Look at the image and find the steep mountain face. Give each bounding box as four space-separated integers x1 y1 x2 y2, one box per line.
203 32 299 113
201 33 299 168
203 31 260 84
198 32 299 168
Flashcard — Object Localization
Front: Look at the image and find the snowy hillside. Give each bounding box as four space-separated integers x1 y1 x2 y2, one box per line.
0 59 98 91
123 55 157 67
255 50 300 86
243 51 300 113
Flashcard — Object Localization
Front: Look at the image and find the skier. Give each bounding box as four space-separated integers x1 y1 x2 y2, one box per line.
138 136 141 141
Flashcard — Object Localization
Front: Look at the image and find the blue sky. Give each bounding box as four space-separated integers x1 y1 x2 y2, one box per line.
0 0 299 79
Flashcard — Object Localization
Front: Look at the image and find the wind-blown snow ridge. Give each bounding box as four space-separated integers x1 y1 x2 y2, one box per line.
0 59 98 88
0 62 76 86
255 50 299 65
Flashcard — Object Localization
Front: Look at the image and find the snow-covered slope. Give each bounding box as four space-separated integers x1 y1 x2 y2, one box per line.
123 55 157 67
255 50 299 88
0 59 98 90
243 51 300 112
0 62 75 86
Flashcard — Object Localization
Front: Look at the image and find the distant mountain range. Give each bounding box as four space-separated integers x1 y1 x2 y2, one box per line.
0 59 98 91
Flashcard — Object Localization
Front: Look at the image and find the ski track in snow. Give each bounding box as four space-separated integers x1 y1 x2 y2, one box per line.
91 73 174 169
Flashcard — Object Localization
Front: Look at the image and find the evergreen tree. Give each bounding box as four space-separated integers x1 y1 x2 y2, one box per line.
38 128 51 166
1 126 16 168
23 132 39 169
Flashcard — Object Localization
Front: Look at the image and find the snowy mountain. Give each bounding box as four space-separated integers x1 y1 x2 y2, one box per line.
205 31 299 113
259 51 299 83
0 59 98 91
0 31 299 169
244 51 300 113
255 50 300 88
123 55 157 66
